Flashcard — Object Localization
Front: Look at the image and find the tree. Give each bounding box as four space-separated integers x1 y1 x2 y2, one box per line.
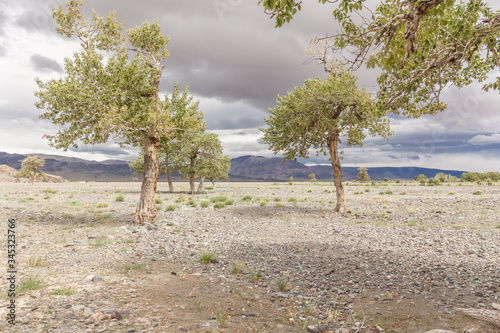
435 172 446 182
308 173 317 182
261 70 391 213
260 0 500 115
357 167 370 182
415 174 428 182
172 131 231 194
35 0 176 224
288 176 294 185
15 156 46 185
128 84 205 193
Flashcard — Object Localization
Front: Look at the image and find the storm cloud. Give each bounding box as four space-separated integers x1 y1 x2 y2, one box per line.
30 54 63 73
0 0 499 171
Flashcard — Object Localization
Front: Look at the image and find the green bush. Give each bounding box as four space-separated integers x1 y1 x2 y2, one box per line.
116 195 125 202
211 195 228 203
165 205 177 212
214 202 226 209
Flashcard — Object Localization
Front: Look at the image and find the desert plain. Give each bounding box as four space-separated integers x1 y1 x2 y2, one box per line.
0 180 499 332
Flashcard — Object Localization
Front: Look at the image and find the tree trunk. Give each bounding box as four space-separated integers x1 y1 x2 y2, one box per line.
327 132 346 213
134 136 160 225
166 172 173 193
189 172 196 194
210 178 215 188
196 177 205 194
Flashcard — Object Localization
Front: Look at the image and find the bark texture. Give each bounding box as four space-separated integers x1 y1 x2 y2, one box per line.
189 172 196 194
166 173 173 193
327 132 346 213
134 136 160 224
196 177 205 194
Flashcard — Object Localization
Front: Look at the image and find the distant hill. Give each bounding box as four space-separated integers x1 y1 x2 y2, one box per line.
0 152 468 182
229 155 468 181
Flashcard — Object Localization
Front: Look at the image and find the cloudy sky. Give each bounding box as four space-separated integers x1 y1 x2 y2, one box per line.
0 0 499 172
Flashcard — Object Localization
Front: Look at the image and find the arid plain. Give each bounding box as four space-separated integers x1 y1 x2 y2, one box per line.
1 180 499 332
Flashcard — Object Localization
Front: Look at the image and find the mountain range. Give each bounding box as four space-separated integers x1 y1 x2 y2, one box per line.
0 151 468 182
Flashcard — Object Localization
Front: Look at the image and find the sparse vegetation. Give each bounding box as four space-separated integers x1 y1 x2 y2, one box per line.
26 256 48 267
49 288 75 296
200 250 215 264
166 205 177 212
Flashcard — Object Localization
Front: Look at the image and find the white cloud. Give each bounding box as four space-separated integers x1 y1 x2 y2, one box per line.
467 133 500 146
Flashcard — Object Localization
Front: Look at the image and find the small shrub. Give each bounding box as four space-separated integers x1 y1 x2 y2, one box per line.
385 190 393 194
225 198 235 205
96 202 108 208
214 202 226 209
49 288 75 296
116 195 125 202
42 189 58 194
260 201 267 206
175 195 186 203
216 310 226 327
155 198 163 204
26 256 48 267
211 195 228 203
448 192 455 195
242 195 252 202
200 200 210 208
472 191 483 195
288 197 297 203
383 178 389 182
276 278 288 291
17 276 44 294
249 267 262 281
165 205 177 212
231 261 244 274
200 250 215 264
274 197 281 202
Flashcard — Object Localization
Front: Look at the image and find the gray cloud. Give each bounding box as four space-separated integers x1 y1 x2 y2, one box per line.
467 133 500 145
1 1 500 172
30 54 63 73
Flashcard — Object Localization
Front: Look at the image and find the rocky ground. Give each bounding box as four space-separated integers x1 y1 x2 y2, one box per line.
0 180 499 333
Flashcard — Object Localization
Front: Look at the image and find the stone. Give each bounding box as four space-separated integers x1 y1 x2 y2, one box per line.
144 223 158 230
337 329 349 333
317 324 328 332
307 325 320 333
492 303 500 310
91 275 103 282
72 304 86 312
423 330 456 333
198 320 219 328
277 292 289 298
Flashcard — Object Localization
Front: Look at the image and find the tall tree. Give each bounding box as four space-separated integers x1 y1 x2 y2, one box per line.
128 83 205 193
261 70 391 213
172 131 231 194
357 167 370 182
35 0 175 224
260 0 500 115
15 156 46 185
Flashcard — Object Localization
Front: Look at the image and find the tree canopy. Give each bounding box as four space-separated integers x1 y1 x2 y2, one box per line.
15 156 46 185
36 0 177 224
260 0 500 115
261 70 391 212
